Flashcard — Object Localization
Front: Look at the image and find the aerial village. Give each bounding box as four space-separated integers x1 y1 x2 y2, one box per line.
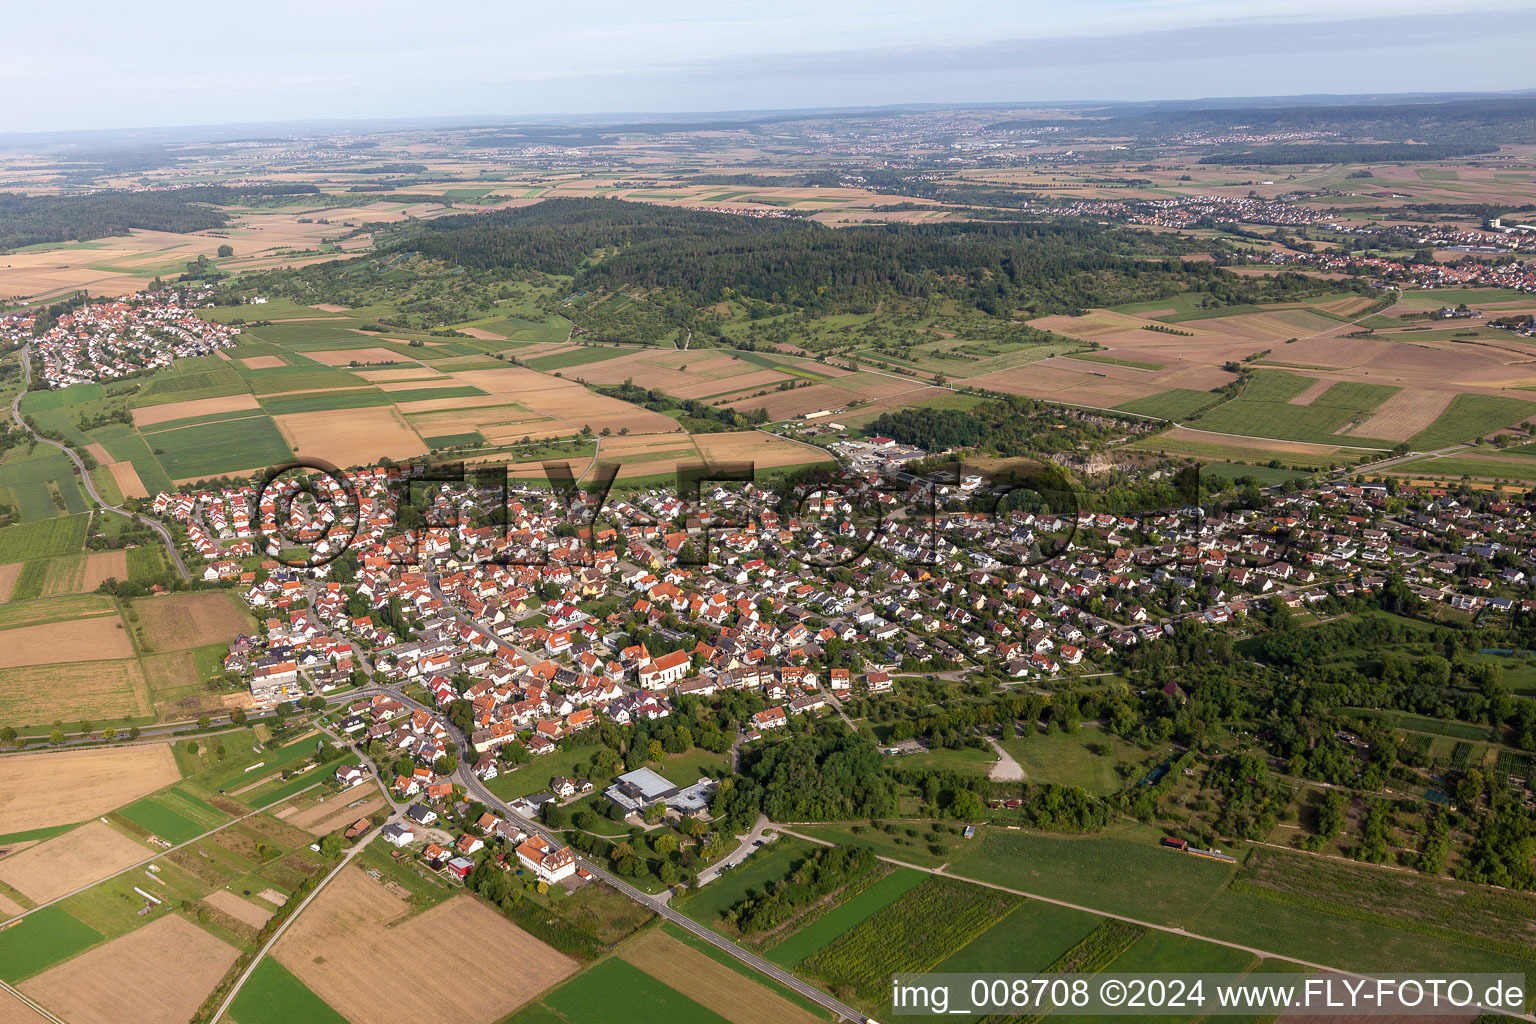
3 288 239 388
133 452 1536 887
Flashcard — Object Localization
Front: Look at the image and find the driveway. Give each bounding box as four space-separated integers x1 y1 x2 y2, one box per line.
694 814 774 887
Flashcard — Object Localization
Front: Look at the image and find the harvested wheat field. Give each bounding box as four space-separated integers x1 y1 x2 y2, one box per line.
0 745 179 835
0 659 151 725
961 363 1161 406
78 550 128 592
274 407 428 466
203 888 275 928
1315 295 1380 316
1160 427 1351 454
131 393 261 428
106 459 149 499
22 913 238 1024
0 617 134 668
239 355 288 369
0 888 24 920
288 794 384 835
276 867 576 1024
305 346 415 367
380 378 480 393
132 591 254 652
1348 389 1458 441
620 929 822 1024
692 431 833 469
449 367 678 434
0 561 20 602
0 821 150 902
84 442 111 463
1289 378 1337 406
0 987 50 1023
355 366 440 383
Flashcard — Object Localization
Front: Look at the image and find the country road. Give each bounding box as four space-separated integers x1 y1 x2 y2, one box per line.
358 680 868 1023
8 343 190 581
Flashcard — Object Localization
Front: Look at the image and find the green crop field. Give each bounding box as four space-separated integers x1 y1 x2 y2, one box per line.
525 347 630 372
0 906 104 982
936 899 1102 973
539 957 729 1024
228 958 352 1024
18 382 106 412
0 513 89 561
947 829 1236 926
128 367 251 408
142 414 294 479
0 450 89 520
1392 287 1532 310
456 314 572 344
95 428 175 495
1114 389 1225 421
1408 394 1536 450
1127 433 1347 470
0 591 113 630
1184 370 1399 448
799 876 1020 1003
423 431 485 448
1220 846 1536 970
1110 929 1256 974
240 364 368 395
1382 455 1536 483
257 389 394 415
117 792 219 844
767 867 926 966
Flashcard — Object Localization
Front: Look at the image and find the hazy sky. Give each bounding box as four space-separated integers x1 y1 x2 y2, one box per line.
6 1 1536 132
